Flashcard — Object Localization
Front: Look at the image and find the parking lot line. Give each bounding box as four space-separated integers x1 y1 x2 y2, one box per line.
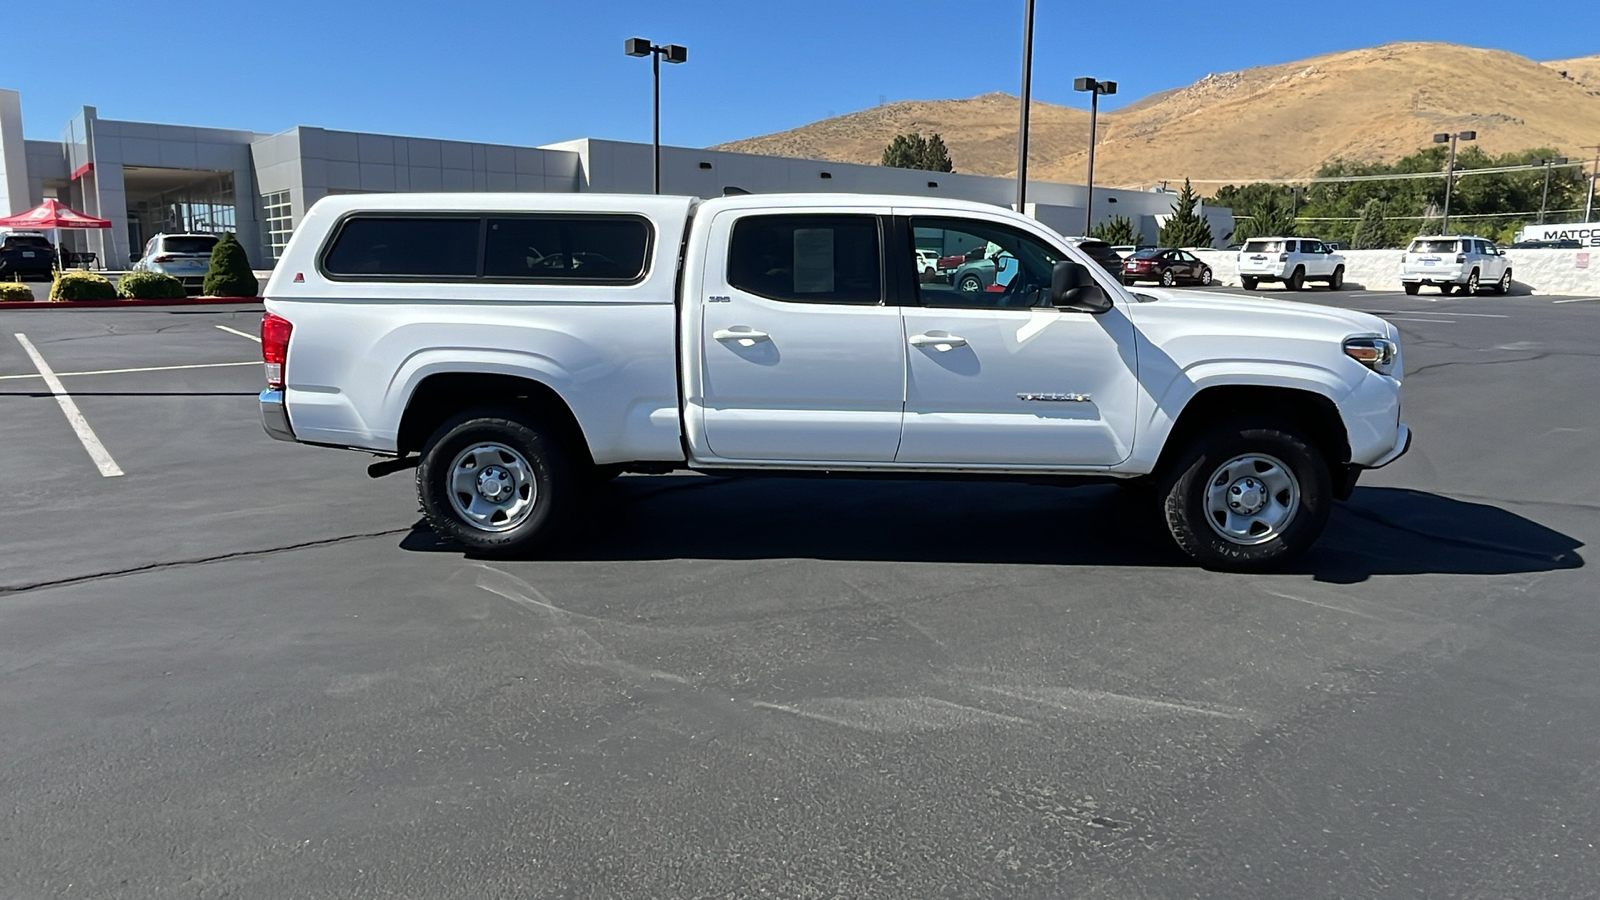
1360 308 1508 319
0 360 259 382
12 333 124 478
214 324 261 342
1552 297 1600 304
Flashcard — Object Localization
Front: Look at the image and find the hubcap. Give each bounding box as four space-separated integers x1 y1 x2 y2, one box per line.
1203 453 1301 546
447 442 537 532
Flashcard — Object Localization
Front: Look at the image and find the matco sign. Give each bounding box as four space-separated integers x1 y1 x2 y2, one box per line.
1515 224 1600 247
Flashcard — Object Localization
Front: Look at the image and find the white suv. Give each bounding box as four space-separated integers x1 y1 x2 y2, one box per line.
1238 237 1346 291
1400 236 1511 295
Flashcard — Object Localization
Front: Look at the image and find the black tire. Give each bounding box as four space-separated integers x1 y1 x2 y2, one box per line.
1242 277 1259 291
1465 269 1480 295
416 408 577 557
1285 266 1305 291
1496 269 1512 295
1159 417 1332 571
1196 267 1212 286
959 274 984 293
1160 269 1176 286
1403 283 1420 295
1329 266 1344 290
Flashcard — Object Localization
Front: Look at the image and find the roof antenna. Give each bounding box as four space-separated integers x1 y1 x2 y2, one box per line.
722 186 751 196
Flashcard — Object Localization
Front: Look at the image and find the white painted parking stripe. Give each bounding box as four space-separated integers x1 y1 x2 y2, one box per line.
1359 308 1508 319
13 333 124 478
0 360 259 381
214 324 261 342
1383 317 1456 324
1552 297 1600 304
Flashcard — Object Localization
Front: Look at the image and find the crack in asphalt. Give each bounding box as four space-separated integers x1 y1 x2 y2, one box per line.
0 528 411 596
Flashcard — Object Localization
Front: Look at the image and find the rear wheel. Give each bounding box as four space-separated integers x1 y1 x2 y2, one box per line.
1160 418 1332 571
1242 277 1259 291
1465 269 1480 295
1403 283 1420 296
1329 266 1344 290
1285 267 1305 291
416 409 577 557
1161 269 1176 286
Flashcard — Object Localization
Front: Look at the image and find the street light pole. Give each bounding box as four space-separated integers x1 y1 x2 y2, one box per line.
626 38 688 195
1585 146 1600 223
1016 0 1035 211
1433 130 1475 233
1074 77 1117 235
1537 157 1568 225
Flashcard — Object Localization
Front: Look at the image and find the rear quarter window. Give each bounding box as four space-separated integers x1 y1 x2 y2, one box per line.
483 215 651 282
322 217 480 278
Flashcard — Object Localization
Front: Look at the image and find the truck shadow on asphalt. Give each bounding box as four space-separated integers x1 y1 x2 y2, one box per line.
400 477 1583 584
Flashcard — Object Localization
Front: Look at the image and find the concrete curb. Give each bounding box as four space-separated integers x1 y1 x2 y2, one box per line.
0 296 262 310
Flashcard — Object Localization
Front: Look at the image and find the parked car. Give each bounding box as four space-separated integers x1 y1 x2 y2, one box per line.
1121 248 1213 286
1399 235 1511 295
0 231 56 280
1509 239 1581 249
950 246 1017 293
1065 237 1125 276
1111 245 1139 259
1238 237 1346 291
914 249 941 274
131 233 220 293
936 244 988 275
259 191 1409 570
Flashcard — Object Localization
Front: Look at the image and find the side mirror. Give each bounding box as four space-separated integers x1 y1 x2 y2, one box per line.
1050 260 1112 313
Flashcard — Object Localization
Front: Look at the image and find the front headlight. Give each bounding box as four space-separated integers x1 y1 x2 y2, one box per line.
1343 335 1398 376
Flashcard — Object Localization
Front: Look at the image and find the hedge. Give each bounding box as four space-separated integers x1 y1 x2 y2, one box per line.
49 270 119 302
118 270 188 300
0 281 34 301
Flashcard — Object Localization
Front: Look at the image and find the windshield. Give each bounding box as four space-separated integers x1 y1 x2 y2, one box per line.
1409 239 1458 254
163 236 219 255
3 236 52 249
1132 248 1163 259
1243 240 1283 253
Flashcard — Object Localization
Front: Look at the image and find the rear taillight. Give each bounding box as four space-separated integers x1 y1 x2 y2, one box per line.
152 254 175 262
261 312 292 389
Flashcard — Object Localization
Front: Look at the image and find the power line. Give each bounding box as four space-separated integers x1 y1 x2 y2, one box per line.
1116 160 1591 190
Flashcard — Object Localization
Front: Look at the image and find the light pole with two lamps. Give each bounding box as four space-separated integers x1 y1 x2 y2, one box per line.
625 38 688 195
1433 130 1475 233
1073 77 1116 235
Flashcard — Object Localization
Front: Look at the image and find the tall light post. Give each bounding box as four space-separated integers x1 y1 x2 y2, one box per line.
625 38 688 195
1584 145 1600 223
1535 157 1568 225
1015 0 1035 211
1073 77 1117 235
1433 130 1475 233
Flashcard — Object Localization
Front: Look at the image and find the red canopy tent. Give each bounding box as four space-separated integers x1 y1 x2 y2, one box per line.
0 199 112 271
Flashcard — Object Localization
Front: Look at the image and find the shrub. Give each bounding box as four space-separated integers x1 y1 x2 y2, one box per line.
0 281 35 301
48 270 118 301
202 233 259 297
117 270 187 299
1088 214 1137 245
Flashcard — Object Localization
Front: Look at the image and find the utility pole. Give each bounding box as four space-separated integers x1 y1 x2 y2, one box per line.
1585 146 1600 223
1015 0 1035 212
1434 130 1475 233
1536 157 1568 225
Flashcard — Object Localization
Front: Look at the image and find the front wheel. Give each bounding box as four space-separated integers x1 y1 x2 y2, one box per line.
959 274 984 293
416 409 577 557
1160 418 1332 571
1496 270 1512 295
1329 266 1344 290
1195 267 1212 286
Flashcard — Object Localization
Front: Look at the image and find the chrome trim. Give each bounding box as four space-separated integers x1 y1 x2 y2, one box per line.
1018 392 1092 402
260 389 296 442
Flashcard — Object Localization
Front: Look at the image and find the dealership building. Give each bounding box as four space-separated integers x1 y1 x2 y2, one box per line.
0 88 1232 269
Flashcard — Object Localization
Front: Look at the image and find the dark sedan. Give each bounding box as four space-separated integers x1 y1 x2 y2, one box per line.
1121 247 1212 286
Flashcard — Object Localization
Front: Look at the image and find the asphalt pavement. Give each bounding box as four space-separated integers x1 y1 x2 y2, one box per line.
1 291 1597 898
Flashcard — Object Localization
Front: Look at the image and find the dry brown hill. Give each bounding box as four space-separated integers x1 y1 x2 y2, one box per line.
714 43 1600 191
1546 54 1600 89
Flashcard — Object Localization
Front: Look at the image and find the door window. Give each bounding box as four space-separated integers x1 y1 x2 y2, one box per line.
910 218 1063 309
727 214 882 305
1302 240 1325 254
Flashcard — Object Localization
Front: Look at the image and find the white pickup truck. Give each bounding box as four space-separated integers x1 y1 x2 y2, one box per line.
259 193 1410 570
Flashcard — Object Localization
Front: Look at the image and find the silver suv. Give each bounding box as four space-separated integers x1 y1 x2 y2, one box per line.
1400 235 1511 295
131 233 220 294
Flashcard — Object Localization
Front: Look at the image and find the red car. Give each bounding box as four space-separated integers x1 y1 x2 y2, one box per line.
936 245 987 273
1122 248 1213 286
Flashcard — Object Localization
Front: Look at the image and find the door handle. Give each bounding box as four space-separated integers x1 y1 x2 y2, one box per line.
909 332 968 350
713 327 770 345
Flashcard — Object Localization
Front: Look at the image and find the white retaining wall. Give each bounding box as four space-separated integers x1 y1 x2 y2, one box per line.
1192 248 1600 296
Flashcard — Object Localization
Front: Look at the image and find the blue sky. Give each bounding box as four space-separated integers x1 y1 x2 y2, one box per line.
14 1 1595 147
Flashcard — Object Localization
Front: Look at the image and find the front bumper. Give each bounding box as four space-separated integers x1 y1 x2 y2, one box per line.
1364 423 1412 469
260 389 296 442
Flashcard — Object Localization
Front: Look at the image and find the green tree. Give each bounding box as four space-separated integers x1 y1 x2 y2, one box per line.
881 132 956 172
1158 179 1214 248
1350 199 1388 249
1231 189 1297 241
1088 214 1137 245
202 233 259 298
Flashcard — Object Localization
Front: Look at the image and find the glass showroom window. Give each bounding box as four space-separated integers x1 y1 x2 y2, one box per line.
265 192 293 260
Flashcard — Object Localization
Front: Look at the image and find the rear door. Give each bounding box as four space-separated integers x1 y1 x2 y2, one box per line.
894 214 1139 467
696 208 907 462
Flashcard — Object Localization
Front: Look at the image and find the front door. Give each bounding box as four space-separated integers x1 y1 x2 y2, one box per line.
896 215 1139 467
697 209 907 462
